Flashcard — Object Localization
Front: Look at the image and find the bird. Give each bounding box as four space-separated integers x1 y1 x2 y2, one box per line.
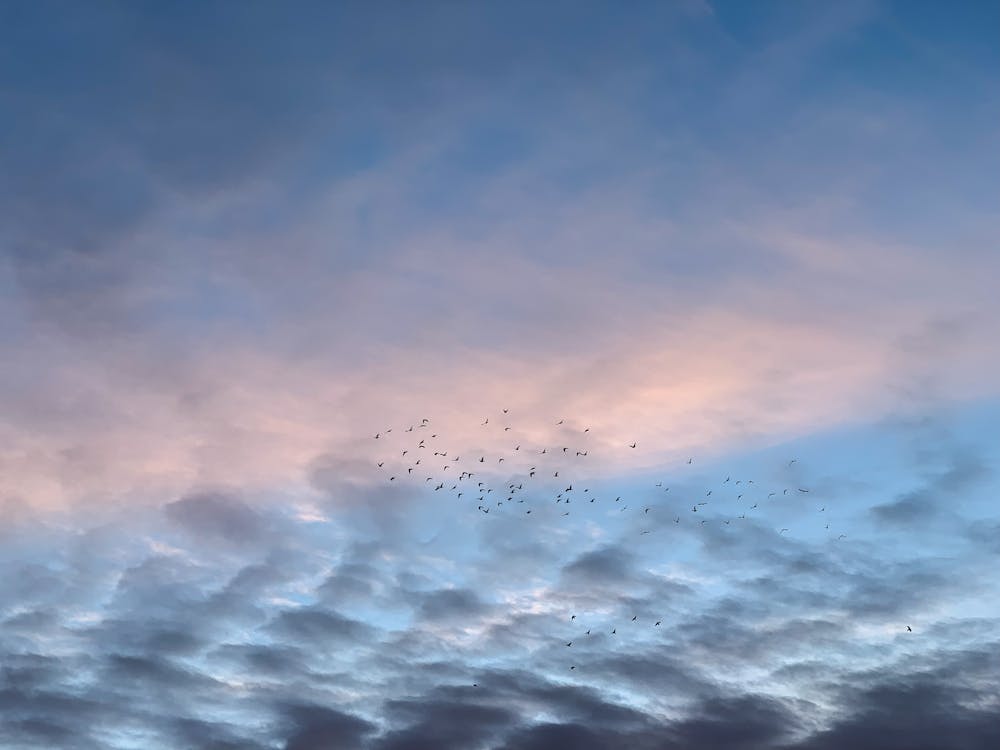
377 462 384 467
631 615 637 621
788 459 797 466
655 621 661 626
780 528 789 534
571 615 576 620
482 418 489 425
566 642 572 647
629 442 637 448
906 625 912 632
798 488 809 493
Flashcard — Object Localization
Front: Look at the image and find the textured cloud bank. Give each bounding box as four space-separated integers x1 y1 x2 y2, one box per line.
2 420 998 749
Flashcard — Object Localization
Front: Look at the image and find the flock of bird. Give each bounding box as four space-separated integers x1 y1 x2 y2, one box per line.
371 410 908 671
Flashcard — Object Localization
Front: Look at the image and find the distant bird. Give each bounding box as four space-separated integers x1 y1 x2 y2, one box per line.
788 459 797 466
655 621 661 626
629 442 637 448
838 534 847 540
571 615 576 620
611 628 616 634
566 642 572 647
482 418 489 425
687 458 693 464
557 420 564 425
631 615 637 621
906 626 912 632
389 476 395 481
570 665 576 670
377 462 384 467
798 488 809 493
375 433 380 439
780 528 789 534
503 409 509 414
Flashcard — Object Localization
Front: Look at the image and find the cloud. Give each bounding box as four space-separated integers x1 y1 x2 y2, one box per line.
164 491 267 544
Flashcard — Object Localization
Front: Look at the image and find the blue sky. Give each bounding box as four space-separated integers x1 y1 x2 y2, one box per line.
1 1 999 748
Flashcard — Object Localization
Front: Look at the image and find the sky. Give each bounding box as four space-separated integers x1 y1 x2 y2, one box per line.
1 1 999 748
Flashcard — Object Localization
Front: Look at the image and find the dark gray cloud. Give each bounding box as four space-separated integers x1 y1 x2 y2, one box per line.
164 491 267 545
